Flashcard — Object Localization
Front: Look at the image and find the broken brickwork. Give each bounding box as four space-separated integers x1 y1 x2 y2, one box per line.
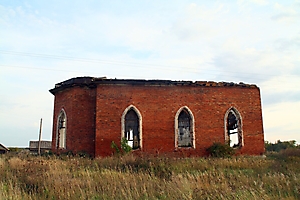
50 77 264 157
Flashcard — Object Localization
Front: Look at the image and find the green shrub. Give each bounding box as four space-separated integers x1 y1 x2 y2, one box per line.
121 138 132 153
111 141 120 154
111 138 132 155
206 142 235 158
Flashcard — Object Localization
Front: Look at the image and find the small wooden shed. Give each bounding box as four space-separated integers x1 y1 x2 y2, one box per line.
29 141 52 153
0 143 9 154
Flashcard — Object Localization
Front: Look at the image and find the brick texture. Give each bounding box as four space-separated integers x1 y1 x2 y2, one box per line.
51 86 96 156
50 78 265 157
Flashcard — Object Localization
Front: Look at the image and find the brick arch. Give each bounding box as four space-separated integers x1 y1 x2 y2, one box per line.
121 105 143 149
174 106 195 148
56 108 67 149
224 107 244 148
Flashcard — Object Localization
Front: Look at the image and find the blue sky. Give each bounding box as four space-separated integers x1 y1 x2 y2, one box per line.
1 0 300 147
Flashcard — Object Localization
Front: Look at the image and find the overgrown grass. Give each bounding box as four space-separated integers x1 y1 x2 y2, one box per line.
1 150 300 199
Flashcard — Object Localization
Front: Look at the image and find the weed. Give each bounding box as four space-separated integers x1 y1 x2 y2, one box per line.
206 142 235 158
0 151 299 199
111 138 132 155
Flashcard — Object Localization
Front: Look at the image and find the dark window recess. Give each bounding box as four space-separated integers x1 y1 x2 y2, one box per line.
58 115 66 129
178 109 192 147
227 112 238 132
125 109 140 149
57 111 66 149
226 110 242 148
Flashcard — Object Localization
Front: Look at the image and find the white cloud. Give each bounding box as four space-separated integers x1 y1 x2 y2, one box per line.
261 75 300 94
263 101 300 143
271 2 299 23
250 0 269 6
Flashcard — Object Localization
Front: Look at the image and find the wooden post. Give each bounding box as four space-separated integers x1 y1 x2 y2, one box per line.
38 118 42 155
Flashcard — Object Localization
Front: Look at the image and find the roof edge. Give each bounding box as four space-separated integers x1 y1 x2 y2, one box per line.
49 76 258 95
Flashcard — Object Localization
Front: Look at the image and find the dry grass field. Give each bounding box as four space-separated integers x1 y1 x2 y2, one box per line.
1 149 300 200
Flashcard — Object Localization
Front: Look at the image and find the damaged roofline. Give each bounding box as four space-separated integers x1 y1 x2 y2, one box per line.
49 76 258 95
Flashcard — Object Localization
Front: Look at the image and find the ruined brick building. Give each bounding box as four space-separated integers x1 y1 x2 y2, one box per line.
49 77 264 157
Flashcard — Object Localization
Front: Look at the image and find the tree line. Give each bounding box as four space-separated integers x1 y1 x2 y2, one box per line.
265 140 300 152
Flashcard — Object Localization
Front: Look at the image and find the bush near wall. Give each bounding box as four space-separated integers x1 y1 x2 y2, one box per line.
206 142 235 158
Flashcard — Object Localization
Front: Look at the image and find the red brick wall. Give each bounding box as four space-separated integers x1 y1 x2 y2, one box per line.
94 84 264 157
51 86 96 156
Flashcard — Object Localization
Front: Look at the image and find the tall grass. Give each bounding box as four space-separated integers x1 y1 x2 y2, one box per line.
1 150 299 199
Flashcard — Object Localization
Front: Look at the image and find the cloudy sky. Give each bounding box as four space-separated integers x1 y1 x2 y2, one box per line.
1 0 300 147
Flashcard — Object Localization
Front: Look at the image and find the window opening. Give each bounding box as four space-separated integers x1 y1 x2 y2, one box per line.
125 109 140 149
226 108 243 148
57 110 66 149
178 109 193 147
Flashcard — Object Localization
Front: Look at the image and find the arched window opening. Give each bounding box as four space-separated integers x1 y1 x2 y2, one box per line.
175 107 194 148
225 108 243 148
57 110 66 149
124 109 140 149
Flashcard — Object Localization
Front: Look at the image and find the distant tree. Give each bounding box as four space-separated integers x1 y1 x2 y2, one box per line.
265 140 298 152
